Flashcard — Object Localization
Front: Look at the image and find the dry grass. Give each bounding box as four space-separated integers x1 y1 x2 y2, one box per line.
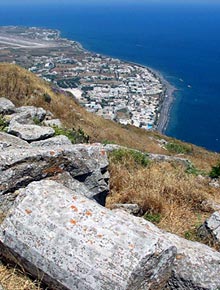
0 264 43 290
107 157 219 237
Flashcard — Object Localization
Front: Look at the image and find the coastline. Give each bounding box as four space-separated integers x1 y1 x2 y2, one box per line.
151 68 177 134
56 29 177 134
119 59 177 133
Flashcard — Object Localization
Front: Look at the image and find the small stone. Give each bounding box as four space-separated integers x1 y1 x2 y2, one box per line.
43 119 63 128
112 203 143 216
198 211 220 247
0 97 15 114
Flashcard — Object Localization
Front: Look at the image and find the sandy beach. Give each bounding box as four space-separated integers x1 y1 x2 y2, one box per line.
150 69 177 134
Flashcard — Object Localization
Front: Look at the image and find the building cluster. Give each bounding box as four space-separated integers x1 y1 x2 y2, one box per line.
24 30 165 129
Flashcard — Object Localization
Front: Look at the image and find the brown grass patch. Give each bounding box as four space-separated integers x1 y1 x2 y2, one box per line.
107 159 219 237
0 264 43 290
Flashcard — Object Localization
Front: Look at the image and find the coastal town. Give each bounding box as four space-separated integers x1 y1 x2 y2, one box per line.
0 26 166 130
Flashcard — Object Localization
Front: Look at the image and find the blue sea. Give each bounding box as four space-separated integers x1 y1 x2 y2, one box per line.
0 1 220 152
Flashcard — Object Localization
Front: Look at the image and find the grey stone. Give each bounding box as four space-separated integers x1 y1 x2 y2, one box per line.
0 97 15 114
30 135 72 148
15 106 46 122
201 199 220 212
0 143 109 209
113 210 220 290
6 106 47 125
198 211 220 247
0 180 176 290
7 121 55 142
0 132 30 151
111 203 143 216
48 172 97 200
209 179 220 189
43 119 63 128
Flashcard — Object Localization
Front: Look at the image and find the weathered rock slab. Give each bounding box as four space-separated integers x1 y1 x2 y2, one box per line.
8 121 55 141
0 180 176 290
0 97 15 114
0 132 30 151
113 210 220 290
0 143 109 211
30 135 72 148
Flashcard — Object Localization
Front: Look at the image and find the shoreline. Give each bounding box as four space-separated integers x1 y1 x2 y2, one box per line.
113 59 177 133
151 68 177 134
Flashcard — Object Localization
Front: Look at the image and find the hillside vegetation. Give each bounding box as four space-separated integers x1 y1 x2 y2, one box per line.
0 63 220 289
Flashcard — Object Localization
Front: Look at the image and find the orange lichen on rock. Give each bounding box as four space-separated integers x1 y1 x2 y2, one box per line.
70 219 77 225
85 211 92 217
25 209 32 215
70 205 78 212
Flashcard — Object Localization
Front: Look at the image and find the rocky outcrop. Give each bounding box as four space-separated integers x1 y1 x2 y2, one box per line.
0 143 109 210
0 99 109 213
198 211 220 248
0 180 176 290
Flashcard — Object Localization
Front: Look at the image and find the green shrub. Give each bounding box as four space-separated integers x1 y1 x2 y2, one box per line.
53 126 89 144
33 116 41 125
43 93 52 103
144 212 162 224
209 163 220 179
186 163 206 176
109 148 149 167
165 141 192 154
0 115 8 131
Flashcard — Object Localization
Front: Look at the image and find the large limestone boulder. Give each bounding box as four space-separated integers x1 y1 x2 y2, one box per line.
8 121 55 141
198 211 220 248
0 97 15 114
0 143 109 211
0 180 176 290
113 210 220 290
0 132 30 151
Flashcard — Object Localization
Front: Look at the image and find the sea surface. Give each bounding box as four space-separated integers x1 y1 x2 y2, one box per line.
0 1 220 152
